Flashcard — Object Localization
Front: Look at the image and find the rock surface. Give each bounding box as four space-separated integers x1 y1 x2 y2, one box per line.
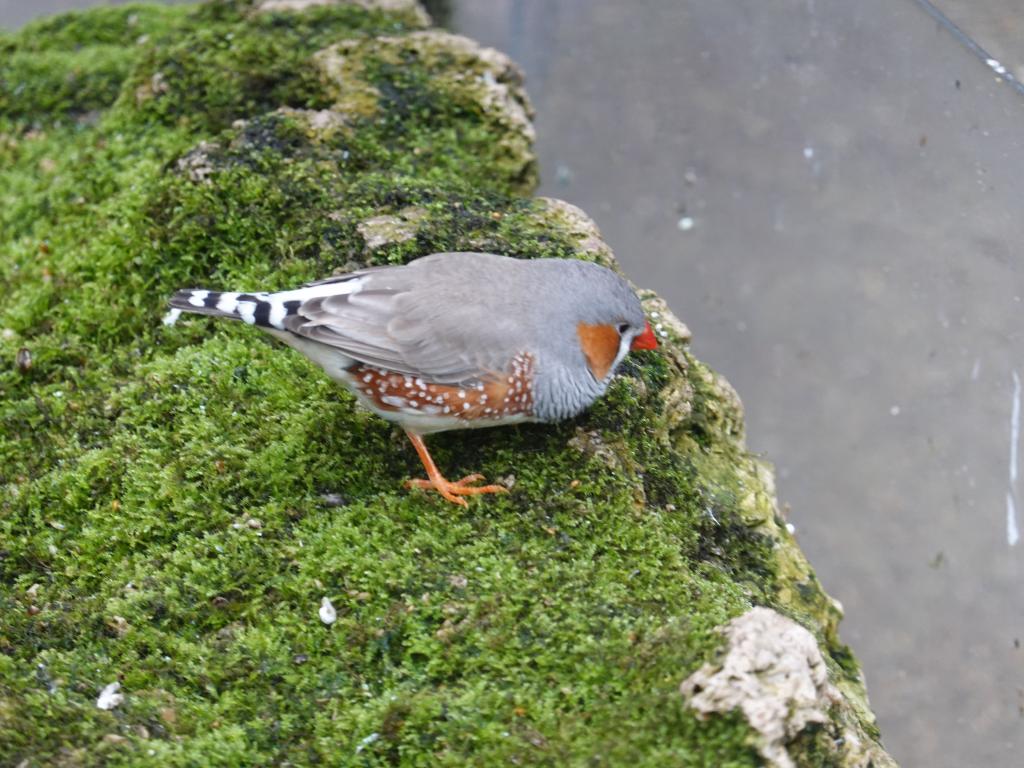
682 607 843 768
0 2 895 765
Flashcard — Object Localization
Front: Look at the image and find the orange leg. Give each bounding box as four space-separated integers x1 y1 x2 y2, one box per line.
402 431 507 507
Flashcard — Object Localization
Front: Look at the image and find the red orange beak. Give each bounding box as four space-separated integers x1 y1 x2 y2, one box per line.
630 320 658 351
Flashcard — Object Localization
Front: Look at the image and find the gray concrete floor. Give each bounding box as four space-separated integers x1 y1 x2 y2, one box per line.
941 0 1024 82
453 2 1024 766
5 1 1024 765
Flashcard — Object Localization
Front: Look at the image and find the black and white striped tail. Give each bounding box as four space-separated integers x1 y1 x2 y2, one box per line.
167 289 301 329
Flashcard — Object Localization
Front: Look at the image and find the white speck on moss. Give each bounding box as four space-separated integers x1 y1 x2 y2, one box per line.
163 308 181 326
638 292 692 344
96 682 124 710
355 732 380 753
680 607 839 768
319 596 337 625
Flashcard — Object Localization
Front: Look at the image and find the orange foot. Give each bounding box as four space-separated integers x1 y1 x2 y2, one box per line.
402 430 508 507
404 474 508 507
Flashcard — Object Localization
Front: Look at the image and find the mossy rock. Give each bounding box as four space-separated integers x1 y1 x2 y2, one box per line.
0 2 896 765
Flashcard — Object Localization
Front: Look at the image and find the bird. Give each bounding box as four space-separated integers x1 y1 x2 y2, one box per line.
167 252 658 506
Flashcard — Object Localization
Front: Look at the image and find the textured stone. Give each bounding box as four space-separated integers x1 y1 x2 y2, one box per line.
356 207 427 250
682 608 895 768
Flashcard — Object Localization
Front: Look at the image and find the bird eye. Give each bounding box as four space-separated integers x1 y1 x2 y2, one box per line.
617 323 631 335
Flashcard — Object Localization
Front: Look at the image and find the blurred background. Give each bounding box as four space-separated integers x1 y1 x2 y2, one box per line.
4 1 1023 765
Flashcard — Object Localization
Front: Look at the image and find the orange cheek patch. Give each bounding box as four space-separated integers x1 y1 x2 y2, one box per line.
577 322 620 380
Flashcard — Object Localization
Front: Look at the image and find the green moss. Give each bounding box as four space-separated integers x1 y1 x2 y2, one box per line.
0 46 131 120
0 2 890 766
11 5 190 51
312 30 537 192
119 7 426 134
0 5 191 123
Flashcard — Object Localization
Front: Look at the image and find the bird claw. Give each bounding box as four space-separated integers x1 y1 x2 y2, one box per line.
405 474 508 506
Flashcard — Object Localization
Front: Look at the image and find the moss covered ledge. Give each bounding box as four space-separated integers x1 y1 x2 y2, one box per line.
0 1 895 765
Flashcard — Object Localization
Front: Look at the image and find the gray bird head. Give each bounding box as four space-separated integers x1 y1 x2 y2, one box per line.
526 258 657 422
565 259 652 344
